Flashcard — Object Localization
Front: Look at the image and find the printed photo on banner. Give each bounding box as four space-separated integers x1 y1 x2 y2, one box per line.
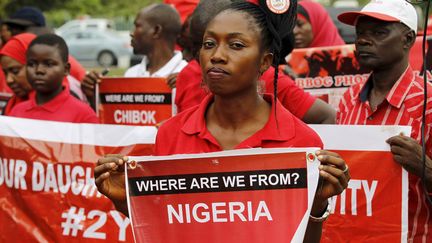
97 77 173 126
286 36 432 108
0 116 157 242
125 148 321 243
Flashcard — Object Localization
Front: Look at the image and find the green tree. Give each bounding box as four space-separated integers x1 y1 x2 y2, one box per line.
1 0 161 27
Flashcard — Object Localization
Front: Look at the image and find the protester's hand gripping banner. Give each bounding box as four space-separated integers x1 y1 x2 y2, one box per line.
125 148 321 243
286 36 432 109
310 125 411 242
0 116 157 242
97 77 173 126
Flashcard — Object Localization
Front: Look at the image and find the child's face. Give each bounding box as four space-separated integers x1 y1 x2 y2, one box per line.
26 44 69 95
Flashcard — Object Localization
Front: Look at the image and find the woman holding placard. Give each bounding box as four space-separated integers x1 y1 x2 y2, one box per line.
95 0 350 241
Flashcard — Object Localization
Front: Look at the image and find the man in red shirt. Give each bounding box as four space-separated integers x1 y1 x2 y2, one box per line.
337 0 431 241
9 34 98 123
175 0 336 124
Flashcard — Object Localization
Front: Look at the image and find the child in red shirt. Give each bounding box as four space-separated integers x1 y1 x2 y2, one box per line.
9 34 98 123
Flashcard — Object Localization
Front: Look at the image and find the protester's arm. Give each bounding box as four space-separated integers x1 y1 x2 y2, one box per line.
302 99 336 124
166 73 179 89
303 150 350 243
81 71 102 110
387 135 432 191
94 154 129 216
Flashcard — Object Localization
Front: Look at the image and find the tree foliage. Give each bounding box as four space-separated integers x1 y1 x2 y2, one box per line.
1 0 161 27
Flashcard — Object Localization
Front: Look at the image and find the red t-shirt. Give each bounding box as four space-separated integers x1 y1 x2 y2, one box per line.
9 86 99 123
155 94 322 155
68 56 86 82
163 0 199 23
175 60 316 118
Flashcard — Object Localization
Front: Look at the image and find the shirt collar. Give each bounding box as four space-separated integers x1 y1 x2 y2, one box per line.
140 51 184 77
359 66 413 108
181 94 296 145
27 86 70 113
153 51 184 77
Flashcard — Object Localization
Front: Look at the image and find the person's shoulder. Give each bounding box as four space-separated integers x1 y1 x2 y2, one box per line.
158 104 199 134
64 95 98 123
282 109 323 148
411 74 432 95
176 59 189 72
155 104 201 155
124 63 142 77
340 78 366 105
178 60 201 81
276 102 323 148
8 100 32 116
292 116 323 148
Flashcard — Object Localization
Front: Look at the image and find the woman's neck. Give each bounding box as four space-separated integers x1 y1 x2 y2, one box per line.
205 90 271 150
209 92 269 129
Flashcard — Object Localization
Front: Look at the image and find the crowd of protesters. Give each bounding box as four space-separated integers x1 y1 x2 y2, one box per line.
0 0 431 241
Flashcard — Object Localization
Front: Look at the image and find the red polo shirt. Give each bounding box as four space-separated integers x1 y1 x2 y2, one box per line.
9 86 99 124
337 66 432 242
155 94 323 155
175 60 316 117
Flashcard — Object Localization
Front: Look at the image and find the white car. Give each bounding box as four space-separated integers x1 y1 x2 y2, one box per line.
60 29 132 67
55 18 114 36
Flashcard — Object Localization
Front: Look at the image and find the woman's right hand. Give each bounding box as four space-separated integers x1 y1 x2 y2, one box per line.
94 154 128 214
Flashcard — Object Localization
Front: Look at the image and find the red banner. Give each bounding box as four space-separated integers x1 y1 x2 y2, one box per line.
97 77 173 126
126 148 321 243
311 125 410 242
0 116 157 242
0 115 411 242
287 36 432 108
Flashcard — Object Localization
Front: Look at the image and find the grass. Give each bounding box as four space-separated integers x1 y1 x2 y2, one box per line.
87 66 128 77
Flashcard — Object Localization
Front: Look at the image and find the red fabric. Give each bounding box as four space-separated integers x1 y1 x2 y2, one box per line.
9 86 98 123
68 56 86 82
2 92 32 115
155 94 322 155
175 60 316 118
298 1 345 47
163 0 199 23
261 67 316 119
0 33 36 65
175 59 206 112
246 0 259 4
337 66 432 242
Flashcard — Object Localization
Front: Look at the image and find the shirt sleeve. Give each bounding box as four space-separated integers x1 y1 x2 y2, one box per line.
274 74 316 119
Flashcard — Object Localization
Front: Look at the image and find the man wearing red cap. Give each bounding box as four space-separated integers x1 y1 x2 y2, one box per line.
337 0 431 241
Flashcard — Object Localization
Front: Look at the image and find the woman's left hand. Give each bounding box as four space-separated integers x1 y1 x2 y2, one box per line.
315 150 350 202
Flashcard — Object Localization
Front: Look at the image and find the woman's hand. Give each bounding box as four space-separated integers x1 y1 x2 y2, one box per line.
312 150 350 214
94 154 129 215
